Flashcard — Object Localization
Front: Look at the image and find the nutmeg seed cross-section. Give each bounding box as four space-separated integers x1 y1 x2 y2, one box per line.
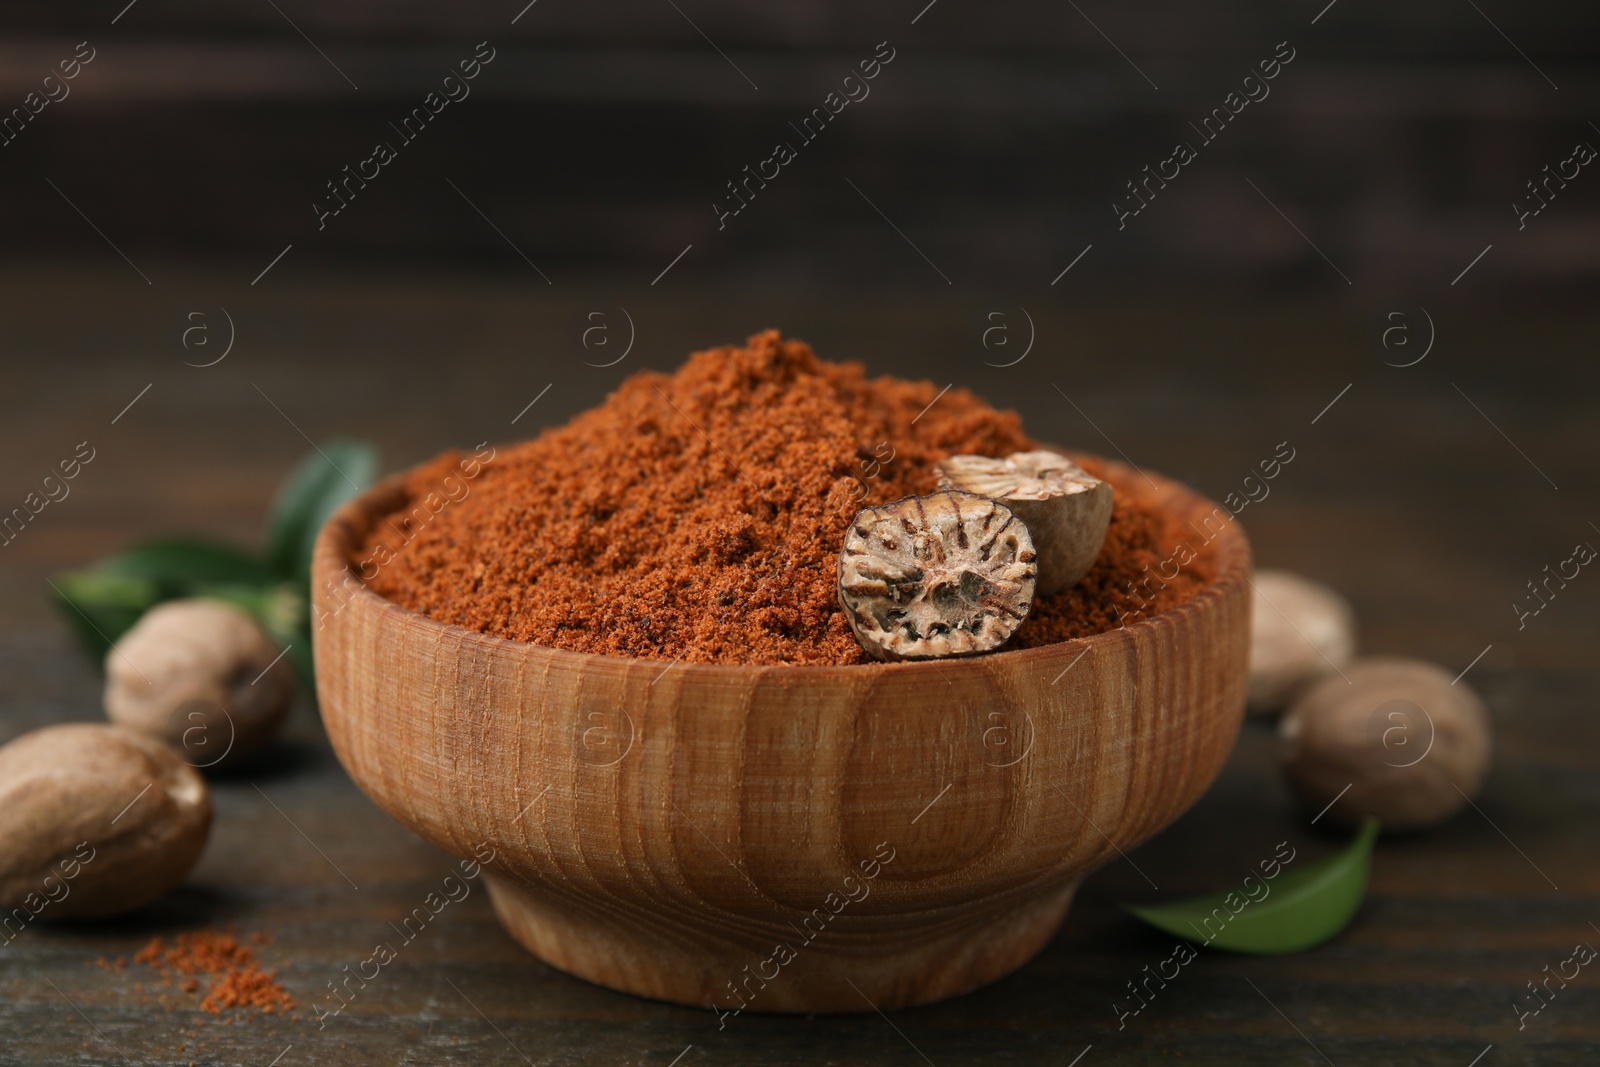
837 490 1036 660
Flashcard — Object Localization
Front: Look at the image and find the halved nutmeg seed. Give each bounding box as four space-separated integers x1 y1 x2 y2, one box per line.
838 490 1036 661
935 450 1113 596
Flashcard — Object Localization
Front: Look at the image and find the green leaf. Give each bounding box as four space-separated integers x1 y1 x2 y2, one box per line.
51 441 376 690
51 538 273 662
265 439 378 582
1123 818 1380 955
50 570 163 662
94 537 274 591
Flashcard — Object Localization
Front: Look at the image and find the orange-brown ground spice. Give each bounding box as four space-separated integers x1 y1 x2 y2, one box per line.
130 930 293 1015
358 330 1215 664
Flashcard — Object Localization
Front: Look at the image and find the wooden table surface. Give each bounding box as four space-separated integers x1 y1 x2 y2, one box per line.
1 266 1596 1065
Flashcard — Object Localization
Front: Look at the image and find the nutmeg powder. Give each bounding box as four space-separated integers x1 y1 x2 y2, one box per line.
129 929 293 1015
358 330 1213 665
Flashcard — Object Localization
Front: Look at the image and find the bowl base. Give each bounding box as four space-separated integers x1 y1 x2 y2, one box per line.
484 872 1080 1013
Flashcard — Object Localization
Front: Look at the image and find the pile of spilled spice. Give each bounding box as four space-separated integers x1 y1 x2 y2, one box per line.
358 330 1216 664
128 929 294 1015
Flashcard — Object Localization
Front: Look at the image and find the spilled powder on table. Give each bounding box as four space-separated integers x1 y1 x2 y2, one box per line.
116 929 294 1015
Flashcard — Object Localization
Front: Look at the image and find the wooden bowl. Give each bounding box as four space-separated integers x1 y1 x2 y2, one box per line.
311 456 1250 1013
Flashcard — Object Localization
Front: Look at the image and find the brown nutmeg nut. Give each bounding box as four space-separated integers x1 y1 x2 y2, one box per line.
935 450 1112 595
0 723 212 918
838 490 1036 660
104 599 295 769
1279 657 1492 832
1248 570 1358 716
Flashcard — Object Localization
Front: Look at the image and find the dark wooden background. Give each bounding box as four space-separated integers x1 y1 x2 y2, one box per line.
1 0 1598 1062
1 0 1598 296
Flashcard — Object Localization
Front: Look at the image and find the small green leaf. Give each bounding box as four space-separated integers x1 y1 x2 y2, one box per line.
265 439 378 582
1123 818 1380 955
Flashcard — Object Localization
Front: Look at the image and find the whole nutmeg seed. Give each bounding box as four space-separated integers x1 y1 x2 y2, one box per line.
1248 570 1357 716
104 599 295 769
1279 657 1492 832
0 723 212 918
935 450 1112 595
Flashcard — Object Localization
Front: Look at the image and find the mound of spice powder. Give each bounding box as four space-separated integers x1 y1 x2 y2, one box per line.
357 330 1214 664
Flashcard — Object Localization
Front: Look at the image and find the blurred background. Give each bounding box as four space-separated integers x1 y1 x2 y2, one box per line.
3 0 1598 291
